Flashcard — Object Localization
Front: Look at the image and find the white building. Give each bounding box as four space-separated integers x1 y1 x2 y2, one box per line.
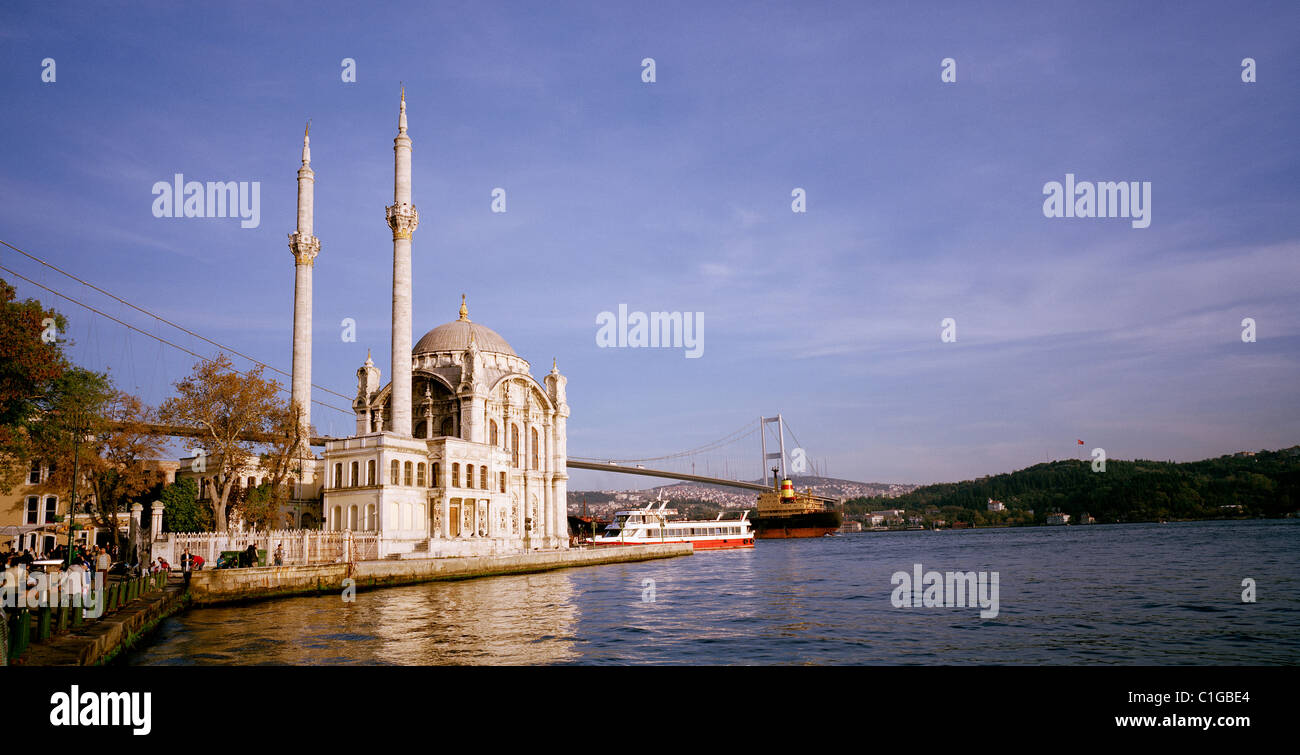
184 91 571 558
987 498 1006 512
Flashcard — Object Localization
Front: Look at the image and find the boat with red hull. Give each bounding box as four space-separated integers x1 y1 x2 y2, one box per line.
591 500 754 550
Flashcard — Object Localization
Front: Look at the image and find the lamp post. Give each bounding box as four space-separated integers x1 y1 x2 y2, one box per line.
64 412 87 568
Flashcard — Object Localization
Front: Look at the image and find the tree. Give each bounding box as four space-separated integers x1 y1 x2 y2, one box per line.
34 369 166 555
159 477 211 533
158 354 286 531
238 403 314 529
0 277 70 493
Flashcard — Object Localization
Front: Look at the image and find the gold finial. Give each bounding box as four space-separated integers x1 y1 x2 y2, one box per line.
458 293 469 321
552 357 558 372
400 82 405 102
305 120 310 137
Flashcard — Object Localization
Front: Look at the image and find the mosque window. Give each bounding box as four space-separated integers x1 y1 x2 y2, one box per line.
466 465 474 489
531 428 540 470
390 460 399 485
440 417 454 437
367 460 376 486
452 463 460 487
334 463 343 488
480 466 488 489
432 462 440 487
490 420 498 446
417 462 426 487
404 461 413 486
511 425 520 467
499 471 506 493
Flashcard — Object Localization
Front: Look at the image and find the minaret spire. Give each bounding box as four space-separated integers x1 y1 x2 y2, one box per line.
386 87 418 437
289 122 321 447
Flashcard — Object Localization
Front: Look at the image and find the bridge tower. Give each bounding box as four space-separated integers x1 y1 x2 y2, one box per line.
760 414 787 480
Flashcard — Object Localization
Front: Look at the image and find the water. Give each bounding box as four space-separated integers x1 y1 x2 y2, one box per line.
124 520 1300 665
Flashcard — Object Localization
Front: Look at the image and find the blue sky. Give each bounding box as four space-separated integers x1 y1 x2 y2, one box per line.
1 1 1297 487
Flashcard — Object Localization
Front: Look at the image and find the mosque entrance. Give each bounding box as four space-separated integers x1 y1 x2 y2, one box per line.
448 499 461 537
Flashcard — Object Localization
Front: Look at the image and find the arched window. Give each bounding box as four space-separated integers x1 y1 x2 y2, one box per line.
432 462 440 487
416 462 426 487
531 428 540 470
347 461 357 487
365 504 376 530
499 471 506 493
452 463 460 487
247 476 256 488
511 425 520 467
390 459 399 485
333 463 342 489
348 505 358 530
402 461 412 486
440 417 454 437
367 460 376 486
480 466 488 489
490 420 498 447
332 505 342 531
465 464 474 489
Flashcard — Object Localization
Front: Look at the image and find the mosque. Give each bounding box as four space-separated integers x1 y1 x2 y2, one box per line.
283 91 571 556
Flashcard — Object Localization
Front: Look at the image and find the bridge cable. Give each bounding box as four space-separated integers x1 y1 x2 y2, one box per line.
0 238 355 404
0 261 352 416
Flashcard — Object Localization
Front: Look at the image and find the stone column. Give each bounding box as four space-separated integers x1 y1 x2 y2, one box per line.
289 124 319 440
386 91 418 437
150 501 165 541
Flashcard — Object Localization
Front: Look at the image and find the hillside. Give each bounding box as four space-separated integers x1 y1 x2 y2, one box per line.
845 447 1300 525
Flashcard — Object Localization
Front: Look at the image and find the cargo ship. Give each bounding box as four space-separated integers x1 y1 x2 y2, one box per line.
750 470 843 539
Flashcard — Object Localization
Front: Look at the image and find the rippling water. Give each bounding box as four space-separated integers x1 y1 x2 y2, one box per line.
125 520 1300 665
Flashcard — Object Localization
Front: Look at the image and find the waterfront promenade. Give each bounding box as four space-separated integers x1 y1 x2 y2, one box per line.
7 543 692 665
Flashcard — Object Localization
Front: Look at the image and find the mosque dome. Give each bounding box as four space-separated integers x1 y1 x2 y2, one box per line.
413 296 516 356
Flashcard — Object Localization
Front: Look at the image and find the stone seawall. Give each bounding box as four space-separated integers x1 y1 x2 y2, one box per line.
187 543 692 606
20 581 189 666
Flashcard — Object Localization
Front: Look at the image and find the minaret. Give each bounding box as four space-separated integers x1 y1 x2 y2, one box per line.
288 122 319 443
386 87 418 437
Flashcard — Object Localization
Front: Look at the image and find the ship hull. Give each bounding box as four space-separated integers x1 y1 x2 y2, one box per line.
751 510 843 539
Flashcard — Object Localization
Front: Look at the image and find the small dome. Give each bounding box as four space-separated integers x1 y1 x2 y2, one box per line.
414 320 515 356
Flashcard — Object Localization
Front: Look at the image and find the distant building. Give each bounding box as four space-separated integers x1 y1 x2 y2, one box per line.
1046 512 1070 525
987 498 1006 512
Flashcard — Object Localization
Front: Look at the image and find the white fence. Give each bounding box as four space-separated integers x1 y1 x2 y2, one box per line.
159 529 381 566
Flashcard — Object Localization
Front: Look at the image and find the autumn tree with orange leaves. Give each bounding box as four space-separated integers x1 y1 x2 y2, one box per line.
158 354 303 532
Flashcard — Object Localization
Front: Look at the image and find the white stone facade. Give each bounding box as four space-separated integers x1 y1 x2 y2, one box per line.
310 92 570 556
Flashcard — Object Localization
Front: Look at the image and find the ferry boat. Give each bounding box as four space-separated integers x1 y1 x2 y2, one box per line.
592 499 754 550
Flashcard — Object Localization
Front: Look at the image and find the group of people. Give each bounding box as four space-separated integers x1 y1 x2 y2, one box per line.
182 542 285 570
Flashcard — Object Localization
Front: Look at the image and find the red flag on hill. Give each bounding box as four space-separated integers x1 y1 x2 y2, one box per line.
1077 439 1085 445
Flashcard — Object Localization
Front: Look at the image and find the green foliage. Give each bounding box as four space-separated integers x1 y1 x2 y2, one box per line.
845 448 1300 524
159 477 211 533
